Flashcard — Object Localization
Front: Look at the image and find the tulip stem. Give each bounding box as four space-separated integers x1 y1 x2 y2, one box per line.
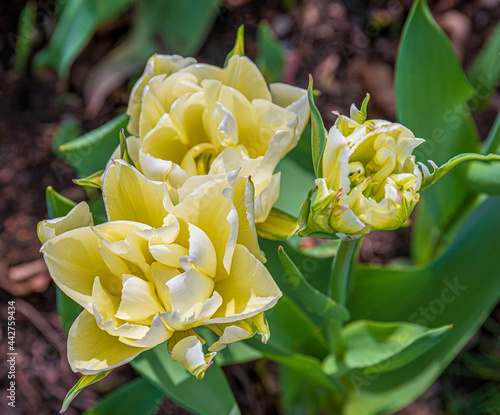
328 238 360 355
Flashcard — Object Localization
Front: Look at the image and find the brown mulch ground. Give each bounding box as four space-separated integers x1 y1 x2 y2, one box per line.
1 0 499 414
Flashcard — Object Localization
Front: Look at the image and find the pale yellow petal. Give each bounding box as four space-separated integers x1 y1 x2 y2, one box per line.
207 244 281 323
181 55 271 102
37 202 93 244
170 335 216 379
127 54 197 136
206 312 269 352
41 227 112 312
269 83 309 135
102 159 172 227
115 274 163 322
68 310 147 375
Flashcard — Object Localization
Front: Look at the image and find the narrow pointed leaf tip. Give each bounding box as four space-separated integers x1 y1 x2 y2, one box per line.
419 153 500 192
224 25 245 66
278 247 350 323
60 370 112 413
307 76 327 178
119 129 135 167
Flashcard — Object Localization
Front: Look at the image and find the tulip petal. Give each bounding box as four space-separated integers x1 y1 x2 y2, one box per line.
184 223 217 277
127 54 197 136
170 335 216 379
38 202 93 244
68 310 147 374
115 274 163 322
138 73 201 138
206 312 269 352
102 159 172 227
171 173 239 279
269 83 309 135
41 227 112 312
207 244 281 323
181 55 271 102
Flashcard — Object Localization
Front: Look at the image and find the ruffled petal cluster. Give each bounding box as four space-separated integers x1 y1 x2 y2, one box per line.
39 160 281 378
122 53 309 222
310 104 424 238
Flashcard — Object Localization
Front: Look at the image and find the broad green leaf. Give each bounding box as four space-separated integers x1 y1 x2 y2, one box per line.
249 336 345 394
344 197 500 415
214 341 263 366
308 76 326 177
46 186 77 219
256 207 298 241
255 22 285 83
61 371 112 413
287 124 314 174
287 236 340 259
60 114 128 177
395 0 480 261
57 288 83 335
132 344 240 415
483 111 500 154
468 22 500 110
464 157 500 195
275 158 316 218
224 25 245 66
342 320 452 374
14 2 37 76
83 378 165 415
281 365 340 415
34 0 133 75
53 119 82 160
279 247 350 323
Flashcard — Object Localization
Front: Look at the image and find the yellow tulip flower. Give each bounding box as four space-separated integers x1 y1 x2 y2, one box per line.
308 102 424 238
121 53 309 222
39 160 281 378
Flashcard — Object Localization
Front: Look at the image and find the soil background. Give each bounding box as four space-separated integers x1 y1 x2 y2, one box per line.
0 0 499 414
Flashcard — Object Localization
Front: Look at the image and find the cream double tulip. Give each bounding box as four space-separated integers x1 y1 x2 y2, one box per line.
122 53 309 222
309 103 424 238
39 160 281 378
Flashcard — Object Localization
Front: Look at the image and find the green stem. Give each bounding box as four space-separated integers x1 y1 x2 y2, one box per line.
327 238 358 355
329 239 358 303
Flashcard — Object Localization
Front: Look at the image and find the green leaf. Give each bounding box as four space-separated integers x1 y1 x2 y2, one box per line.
61 371 113 413
83 378 165 415
344 197 500 414
342 320 452 374
280 365 340 415
132 344 240 415
298 185 317 232
482 111 500 154
464 160 500 195
119 129 135 167
395 0 480 261
73 169 104 189
46 186 77 219
53 119 82 160
278 247 350 323
275 158 317 218
419 152 500 191
256 207 298 241
34 0 133 75
308 76 326 177
14 1 37 76
60 114 128 177
224 25 245 67
255 22 285 83
468 22 500 111
214 341 263 366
